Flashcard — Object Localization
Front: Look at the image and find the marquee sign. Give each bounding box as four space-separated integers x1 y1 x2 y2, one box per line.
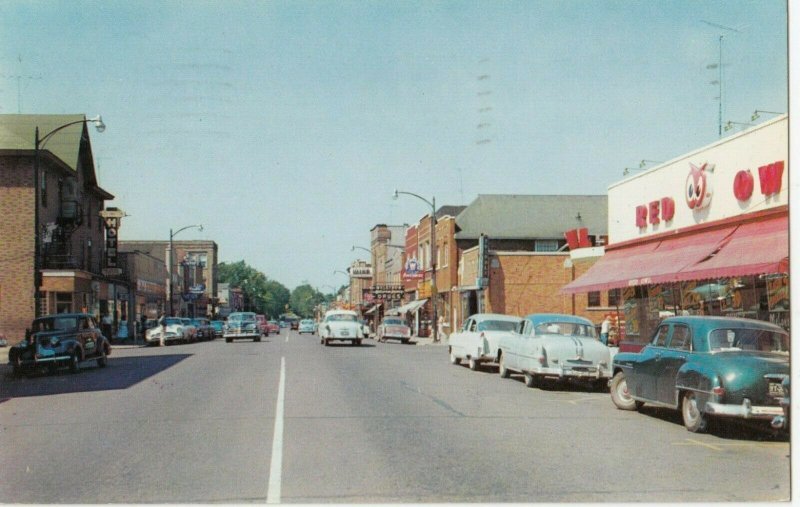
99 208 125 277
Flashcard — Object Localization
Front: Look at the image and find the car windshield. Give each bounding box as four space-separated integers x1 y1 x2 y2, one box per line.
211 321 223 328
190 319 205 325
477 320 519 332
33 317 77 332
383 318 405 326
301 320 313 325
229 314 256 324
535 321 596 337
326 314 357 322
708 328 790 353
163 318 182 326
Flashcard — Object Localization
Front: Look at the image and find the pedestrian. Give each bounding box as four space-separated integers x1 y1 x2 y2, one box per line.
101 313 113 341
600 316 611 346
140 313 147 341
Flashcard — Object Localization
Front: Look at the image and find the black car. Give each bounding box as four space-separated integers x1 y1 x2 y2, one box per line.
190 318 215 341
9 313 111 375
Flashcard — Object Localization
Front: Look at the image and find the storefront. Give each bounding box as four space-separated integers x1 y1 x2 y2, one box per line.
563 115 788 348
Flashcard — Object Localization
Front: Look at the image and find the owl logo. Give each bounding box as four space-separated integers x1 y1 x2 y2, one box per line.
685 162 714 209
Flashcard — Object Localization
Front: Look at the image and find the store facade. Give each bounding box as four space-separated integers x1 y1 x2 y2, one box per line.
563 115 788 348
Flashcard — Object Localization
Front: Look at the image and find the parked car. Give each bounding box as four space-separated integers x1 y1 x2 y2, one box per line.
146 317 193 345
210 320 225 338
377 316 412 344
448 313 522 369
180 318 197 342
267 320 280 335
190 318 214 341
256 314 270 336
610 316 790 433
497 314 611 389
298 319 315 334
224 312 261 342
319 310 365 346
9 313 111 375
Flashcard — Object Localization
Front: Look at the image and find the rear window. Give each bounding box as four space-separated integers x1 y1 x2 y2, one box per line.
477 320 519 332
535 321 596 338
383 318 404 326
708 328 790 354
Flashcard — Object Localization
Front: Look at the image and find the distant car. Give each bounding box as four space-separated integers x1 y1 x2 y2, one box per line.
611 316 790 433
9 313 111 375
267 320 280 335
448 313 522 369
146 317 192 345
224 312 261 342
256 314 270 336
497 314 612 390
377 316 412 344
210 320 225 338
319 310 365 346
290 318 299 331
190 318 214 341
298 319 315 334
279 321 289 329
180 318 197 342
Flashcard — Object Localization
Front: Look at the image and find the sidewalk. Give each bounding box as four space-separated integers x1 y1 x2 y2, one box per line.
412 336 448 347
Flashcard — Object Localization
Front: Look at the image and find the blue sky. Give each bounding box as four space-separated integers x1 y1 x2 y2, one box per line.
0 0 789 290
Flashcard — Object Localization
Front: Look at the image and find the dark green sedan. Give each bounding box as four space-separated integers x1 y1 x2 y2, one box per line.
610 316 789 433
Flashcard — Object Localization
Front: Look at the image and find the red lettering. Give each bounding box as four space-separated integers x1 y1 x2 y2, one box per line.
577 227 591 248
733 170 754 201
660 197 675 222
648 200 660 225
758 161 784 196
563 229 579 250
635 205 647 228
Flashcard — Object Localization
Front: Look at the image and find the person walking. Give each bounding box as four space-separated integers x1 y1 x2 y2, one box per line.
101 313 113 341
600 316 611 346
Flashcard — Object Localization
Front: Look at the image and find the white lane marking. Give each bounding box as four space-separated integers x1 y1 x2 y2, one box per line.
267 356 286 504
285 333 289 343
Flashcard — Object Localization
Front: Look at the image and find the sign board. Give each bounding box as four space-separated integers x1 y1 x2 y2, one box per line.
402 255 423 280
102 268 123 276
100 208 125 276
350 266 373 278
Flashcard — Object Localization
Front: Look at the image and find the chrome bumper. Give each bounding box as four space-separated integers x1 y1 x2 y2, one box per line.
705 399 783 420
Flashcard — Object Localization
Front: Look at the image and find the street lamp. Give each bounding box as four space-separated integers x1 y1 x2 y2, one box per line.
351 245 371 254
168 224 203 317
751 110 783 121
393 188 439 342
34 115 105 318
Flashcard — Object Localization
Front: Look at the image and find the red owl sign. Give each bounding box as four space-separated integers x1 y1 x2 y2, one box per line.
685 162 714 210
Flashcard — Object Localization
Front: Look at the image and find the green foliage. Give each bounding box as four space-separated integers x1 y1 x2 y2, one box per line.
289 284 326 318
217 261 290 318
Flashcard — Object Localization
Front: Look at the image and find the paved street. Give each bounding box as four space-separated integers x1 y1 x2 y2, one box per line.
0 331 790 503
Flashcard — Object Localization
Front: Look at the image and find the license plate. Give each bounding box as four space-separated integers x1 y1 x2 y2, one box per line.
769 382 784 398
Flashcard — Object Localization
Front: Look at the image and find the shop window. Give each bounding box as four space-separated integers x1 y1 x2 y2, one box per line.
608 288 621 307
535 239 559 252
55 292 72 314
587 291 601 308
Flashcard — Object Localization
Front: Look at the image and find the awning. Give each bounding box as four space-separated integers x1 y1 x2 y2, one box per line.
562 215 788 294
386 298 428 316
364 304 381 315
677 215 788 281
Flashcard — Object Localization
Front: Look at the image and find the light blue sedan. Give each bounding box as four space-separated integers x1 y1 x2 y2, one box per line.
298 319 315 334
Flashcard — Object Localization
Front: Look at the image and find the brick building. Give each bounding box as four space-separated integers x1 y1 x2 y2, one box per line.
367 224 406 322
455 194 608 329
0 115 116 344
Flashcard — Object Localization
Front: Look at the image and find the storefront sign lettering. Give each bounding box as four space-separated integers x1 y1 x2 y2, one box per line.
636 197 674 228
733 170 754 201
758 161 784 196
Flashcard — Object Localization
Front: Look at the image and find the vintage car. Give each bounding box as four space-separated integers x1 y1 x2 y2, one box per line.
319 310 365 346
210 320 225 338
256 314 270 336
610 316 790 433
146 317 193 345
190 318 214 341
180 318 197 342
497 314 611 389
377 316 412 344
770 375 790 431
267 320 281 335
224 312 261 342
448 313 522 369
298 319 315 334
9 313 111 375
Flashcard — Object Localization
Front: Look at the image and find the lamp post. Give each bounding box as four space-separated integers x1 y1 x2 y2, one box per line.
393 189 438 342
168 224 203 317
34 115 105 318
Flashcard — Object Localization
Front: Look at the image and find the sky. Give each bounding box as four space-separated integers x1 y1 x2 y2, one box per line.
0 0 790 291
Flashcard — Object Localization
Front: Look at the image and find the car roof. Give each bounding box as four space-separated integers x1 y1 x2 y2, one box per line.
35 313 92 320
325 310 357 316
524 313 594 326
468 313 522 322
660 315 787 333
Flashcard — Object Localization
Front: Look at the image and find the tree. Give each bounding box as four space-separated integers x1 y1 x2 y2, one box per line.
289 284 325 318
217 261 289 317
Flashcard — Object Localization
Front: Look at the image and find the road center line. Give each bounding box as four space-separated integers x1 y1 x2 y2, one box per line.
267 356 286 504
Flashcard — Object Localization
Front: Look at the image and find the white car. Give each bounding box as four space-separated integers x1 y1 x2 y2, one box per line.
146 317 192 346
319 310 365 346
497 314 611 389
448 313 522 370
298 319 315 334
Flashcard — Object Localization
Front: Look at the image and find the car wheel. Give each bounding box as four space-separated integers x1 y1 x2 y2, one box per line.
11 354 23 376
449 348 460 365
97 350 107 368
524 372 538 388
610 371 642 411
324 338 330 346
320 337 324 345
468 357 480 371
681 391 708 433
498 354 510 378
69 350 80 373
225 337 233 343
356 339 362 346
254 336 261 342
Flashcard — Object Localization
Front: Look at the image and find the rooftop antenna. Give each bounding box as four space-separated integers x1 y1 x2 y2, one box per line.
0 55 42 113
700 20 743 138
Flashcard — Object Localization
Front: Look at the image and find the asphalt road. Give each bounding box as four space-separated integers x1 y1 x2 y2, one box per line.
0 330 790 503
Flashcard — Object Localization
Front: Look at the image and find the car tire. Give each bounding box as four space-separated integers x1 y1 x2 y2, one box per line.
11 354 22 376
524 372 538 388
498 354 510 378
610 371 642 411
468 357 480 371
97 350 107 368
324 338 330 346
320 337 324 345
69 350 80 373
681 391 708 433
254 336 261 342
356 339 362 346
225 337 233 343
449 348 460 365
